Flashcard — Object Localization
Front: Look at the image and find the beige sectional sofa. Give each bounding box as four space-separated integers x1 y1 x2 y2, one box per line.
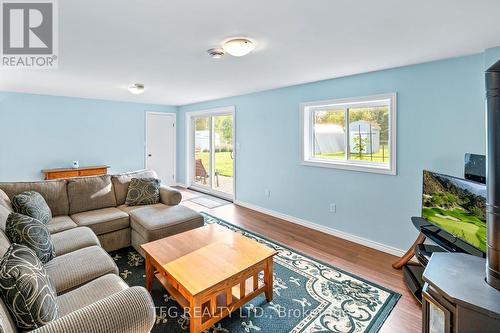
0 169 204 253
0 169 205 332
0 196 154 333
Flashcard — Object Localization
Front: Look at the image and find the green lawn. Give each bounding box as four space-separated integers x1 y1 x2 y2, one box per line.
316 145 390 163
195 152 233 177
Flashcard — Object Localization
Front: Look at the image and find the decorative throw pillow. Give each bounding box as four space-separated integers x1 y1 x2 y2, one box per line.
11 191 52 225
5 213 55 264
0 244 58 331
125 178 161 206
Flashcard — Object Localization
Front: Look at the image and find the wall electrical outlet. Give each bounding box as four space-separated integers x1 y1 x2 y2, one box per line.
264 189 271 198
329 203 336 213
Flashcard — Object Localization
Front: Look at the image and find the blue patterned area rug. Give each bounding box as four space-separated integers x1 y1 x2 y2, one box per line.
111 213 400 333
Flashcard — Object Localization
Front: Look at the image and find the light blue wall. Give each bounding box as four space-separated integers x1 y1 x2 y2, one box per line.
177 53 487 251
0 51 495 251
0 92 176 181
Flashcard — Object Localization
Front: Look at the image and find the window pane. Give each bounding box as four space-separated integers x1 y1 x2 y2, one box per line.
313 109 345 160
194 117 210 187
213 115 234 194
348 106 390 164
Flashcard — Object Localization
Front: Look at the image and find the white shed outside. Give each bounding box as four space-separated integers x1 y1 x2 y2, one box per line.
195 130 221 151
314 124 345 154
349 120 380 154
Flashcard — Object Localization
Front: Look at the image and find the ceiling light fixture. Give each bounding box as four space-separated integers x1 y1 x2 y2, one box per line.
222 38 255 57
128 83 145 95
207 48 225 59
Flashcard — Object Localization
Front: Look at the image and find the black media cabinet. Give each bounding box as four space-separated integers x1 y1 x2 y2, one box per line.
399 217 485 304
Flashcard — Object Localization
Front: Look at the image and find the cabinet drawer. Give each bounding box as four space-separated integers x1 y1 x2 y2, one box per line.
78 168 107 177
47 171 79 179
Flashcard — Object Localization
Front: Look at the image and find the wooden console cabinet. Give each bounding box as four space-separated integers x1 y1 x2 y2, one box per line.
422 253 500 333
42 165 109 180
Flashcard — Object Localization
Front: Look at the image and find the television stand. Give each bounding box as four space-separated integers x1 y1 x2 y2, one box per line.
402 243 447 302
392 232 426 269
393 217 483 303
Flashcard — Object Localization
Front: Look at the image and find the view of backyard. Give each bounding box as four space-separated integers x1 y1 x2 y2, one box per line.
313 106 390 164
195 151 234 177
193 113 234 194
316 144 390 163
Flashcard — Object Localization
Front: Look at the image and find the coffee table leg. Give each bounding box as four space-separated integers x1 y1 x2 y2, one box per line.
145 255 154 293
264 257 274 302
190 296 202 333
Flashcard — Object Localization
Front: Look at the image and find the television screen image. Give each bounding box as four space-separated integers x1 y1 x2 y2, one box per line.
422 170 487 253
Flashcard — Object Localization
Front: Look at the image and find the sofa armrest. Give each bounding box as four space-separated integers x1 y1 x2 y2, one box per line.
31 287 155 333
159 185 182 206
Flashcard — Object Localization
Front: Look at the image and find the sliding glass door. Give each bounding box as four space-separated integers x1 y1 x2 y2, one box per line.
190 110 234 199
193 117 211 188
213 115 234 195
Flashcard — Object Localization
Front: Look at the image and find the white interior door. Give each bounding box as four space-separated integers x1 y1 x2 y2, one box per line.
145 112 175 185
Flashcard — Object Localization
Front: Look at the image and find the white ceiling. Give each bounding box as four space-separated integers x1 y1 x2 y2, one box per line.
1 0 500 106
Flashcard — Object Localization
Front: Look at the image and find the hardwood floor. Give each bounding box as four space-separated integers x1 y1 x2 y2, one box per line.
177 187 421 333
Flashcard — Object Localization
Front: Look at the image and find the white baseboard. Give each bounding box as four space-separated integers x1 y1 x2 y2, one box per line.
234 200 406 257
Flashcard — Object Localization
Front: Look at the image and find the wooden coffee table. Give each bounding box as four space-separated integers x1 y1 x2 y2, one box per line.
141 224 277 333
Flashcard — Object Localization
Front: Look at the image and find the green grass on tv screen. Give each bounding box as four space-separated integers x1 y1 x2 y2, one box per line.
422 206 486 252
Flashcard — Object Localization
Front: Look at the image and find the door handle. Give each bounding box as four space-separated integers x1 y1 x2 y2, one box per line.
148 154 152 157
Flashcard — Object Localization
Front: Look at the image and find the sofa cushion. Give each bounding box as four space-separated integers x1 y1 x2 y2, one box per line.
0 180 68 216
44 245 118 294
46 216 77 234
0 229 11 258
96 228 130 253
0 189 13 212
67 175 117 215
51 227 100 256
112 169 158 205
0 244 58 331
0 297 17 333
119 186 182 207
118 203 164 214
125 178 160 206
71 207 129 235
11 191 52 224
57 274 128 317
159 185 182 206
0 195 12 257
0 204 11 231
129 204 204 241
5 213 55 264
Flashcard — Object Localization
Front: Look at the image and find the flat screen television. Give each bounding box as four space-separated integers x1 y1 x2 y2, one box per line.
422 170 487 253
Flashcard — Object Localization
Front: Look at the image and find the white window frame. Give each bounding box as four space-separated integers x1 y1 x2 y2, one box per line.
300 93 397 175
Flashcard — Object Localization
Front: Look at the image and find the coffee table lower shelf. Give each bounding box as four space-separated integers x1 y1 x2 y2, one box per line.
155 272 269 331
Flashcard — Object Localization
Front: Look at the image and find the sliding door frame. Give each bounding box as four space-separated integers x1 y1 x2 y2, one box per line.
185 106 236 201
